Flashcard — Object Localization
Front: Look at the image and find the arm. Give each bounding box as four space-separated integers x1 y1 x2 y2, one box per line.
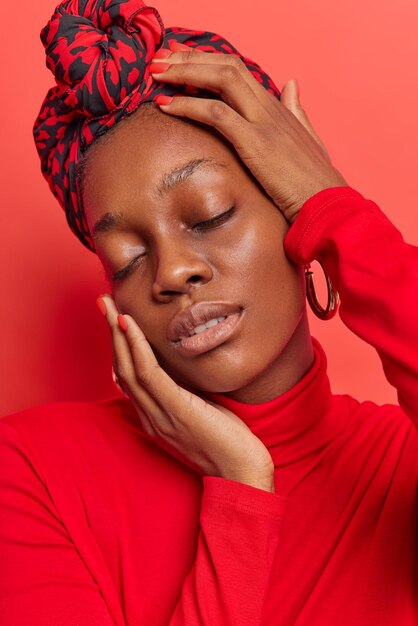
0 419 287 626
0 420 123 626
96 297 289 623
168 476 286 625
284 185 418 425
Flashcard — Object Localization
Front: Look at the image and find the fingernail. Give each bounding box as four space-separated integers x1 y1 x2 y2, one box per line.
117 314 128 332
294 79 300 98
168 41 190 52
149 62 171 74
152 48 172 60
96 297 107 317
154 95 174 106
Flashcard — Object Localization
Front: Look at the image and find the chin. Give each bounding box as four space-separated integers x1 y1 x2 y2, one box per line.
159 348 269 396
154 320 297 395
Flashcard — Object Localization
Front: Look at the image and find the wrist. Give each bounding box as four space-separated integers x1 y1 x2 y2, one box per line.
283 172 349 225
227 473 276 493
249 476 276 493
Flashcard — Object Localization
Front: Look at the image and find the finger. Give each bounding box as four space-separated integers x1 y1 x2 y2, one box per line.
150 56 272 123
120 312 220 431
100 295 136 387
154 94 260 162
280 79 331 161
120 312 184 404
106 306 223 472
168 41 205 54
160 42 281 118
97 295 130 397
111 365 129 398
103 297 208 444
101 296 166 437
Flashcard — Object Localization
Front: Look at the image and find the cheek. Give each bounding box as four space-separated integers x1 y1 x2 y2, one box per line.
229 217 292 290
113 214 304 353
238 220 305 329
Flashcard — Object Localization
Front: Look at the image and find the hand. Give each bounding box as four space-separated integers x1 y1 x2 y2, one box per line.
98 295 276 493
150 42 348 224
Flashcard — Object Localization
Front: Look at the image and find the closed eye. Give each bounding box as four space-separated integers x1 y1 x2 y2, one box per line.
193 206 235 231
111 254 145 282
111 206 236 282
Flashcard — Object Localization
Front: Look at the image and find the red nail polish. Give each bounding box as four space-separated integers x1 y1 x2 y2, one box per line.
152 48 172 60
117 314 128 332
154 95 174 106
96 297 107 317
149 62 171 74
169 41 190 52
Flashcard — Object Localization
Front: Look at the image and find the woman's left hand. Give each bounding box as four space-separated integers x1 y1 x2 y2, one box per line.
150 42 348 224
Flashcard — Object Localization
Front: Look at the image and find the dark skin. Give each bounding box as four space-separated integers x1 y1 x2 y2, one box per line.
85 44 348 492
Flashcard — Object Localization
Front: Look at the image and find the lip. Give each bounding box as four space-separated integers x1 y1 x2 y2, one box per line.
167 301 244 357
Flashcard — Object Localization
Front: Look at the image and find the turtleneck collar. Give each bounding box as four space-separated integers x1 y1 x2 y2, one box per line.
204 336 346 468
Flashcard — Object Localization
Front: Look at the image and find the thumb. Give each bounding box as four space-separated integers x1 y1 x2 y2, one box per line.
280 79 331 161
280 78 300 113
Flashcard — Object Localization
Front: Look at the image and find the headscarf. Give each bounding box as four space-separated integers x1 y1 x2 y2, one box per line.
34 0 281 252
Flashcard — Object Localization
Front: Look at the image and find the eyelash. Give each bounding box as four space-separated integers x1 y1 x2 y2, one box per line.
111 206 236 282
193 206 235 232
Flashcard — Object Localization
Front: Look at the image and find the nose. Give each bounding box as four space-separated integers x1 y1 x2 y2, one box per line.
151 239 213 302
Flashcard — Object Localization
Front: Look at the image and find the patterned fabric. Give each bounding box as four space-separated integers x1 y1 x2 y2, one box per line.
34 0 281 252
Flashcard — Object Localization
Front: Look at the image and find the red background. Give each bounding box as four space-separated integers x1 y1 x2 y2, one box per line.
2 0 417 417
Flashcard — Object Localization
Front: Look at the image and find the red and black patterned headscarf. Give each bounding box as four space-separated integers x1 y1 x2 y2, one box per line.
34 0 281 252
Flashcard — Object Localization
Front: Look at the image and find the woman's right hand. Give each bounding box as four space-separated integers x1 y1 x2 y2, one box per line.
98 295 276 493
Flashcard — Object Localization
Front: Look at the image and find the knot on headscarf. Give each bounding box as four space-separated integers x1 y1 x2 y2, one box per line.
41 0 164 117
34 0 281 253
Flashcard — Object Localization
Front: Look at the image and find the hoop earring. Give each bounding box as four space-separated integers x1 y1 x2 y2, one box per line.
304 262 340 320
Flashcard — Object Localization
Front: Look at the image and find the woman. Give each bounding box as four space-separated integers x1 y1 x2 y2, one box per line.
0 0 417 624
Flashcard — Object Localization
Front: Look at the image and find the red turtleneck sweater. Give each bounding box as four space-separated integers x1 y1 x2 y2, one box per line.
1 187 417 625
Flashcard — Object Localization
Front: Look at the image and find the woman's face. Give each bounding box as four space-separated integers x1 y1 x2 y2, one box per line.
83 105 311 402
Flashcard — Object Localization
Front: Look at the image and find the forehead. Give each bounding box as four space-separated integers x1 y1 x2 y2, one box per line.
84 104 236 186
82 109 246 238
90 158 230 238
82 105 241 231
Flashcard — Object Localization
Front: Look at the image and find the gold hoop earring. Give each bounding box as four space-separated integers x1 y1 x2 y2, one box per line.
304 262 340 320
111 366 129 398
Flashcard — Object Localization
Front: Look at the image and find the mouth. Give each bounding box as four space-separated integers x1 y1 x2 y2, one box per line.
168 302 245 357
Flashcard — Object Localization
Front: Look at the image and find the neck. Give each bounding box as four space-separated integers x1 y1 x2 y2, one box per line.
223 310 314 404
202 336 337 473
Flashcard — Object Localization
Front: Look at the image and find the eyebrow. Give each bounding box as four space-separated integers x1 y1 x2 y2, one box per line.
91 157 228 239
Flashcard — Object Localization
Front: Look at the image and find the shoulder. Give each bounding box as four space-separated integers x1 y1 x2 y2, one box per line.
336 393 418 459
0 396 144 467
0 396 180 503
345 395 416 431
340 392 416 432
2 395 133 431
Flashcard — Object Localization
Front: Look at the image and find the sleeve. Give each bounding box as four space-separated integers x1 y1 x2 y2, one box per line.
0 419 287 626
283 185 418 427
0 420 120 626
168 475 287 626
